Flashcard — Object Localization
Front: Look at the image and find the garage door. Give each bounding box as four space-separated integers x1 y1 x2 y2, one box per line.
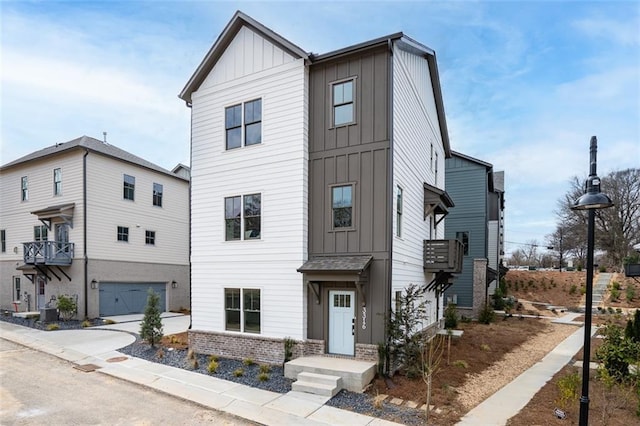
99 282 166 316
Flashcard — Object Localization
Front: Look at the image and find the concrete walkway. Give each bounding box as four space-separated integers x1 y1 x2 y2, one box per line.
591 272 612 308
457 321 595 426
0 315 399 426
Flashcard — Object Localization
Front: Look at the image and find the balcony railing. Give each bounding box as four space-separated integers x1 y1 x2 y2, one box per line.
23 241 74 265
423 239 463 273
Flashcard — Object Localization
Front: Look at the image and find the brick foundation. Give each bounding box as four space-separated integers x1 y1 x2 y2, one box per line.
189 330 379 364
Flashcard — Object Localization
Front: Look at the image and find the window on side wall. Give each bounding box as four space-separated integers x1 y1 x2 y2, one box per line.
456 231 469 256
123 175 135 201
1 229 5 252
225 194 261 241
145 230 155 245
34 225 48 242
225 98 262 150
14 277 21 300
396 186 403 238
332 185 353 229
225 288 261 333
117 226 129 242
21 176 28 201
332 79 355 127
153 183 163 207
53 168 62 195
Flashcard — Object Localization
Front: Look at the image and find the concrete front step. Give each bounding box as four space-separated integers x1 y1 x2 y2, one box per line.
292 372 342 397
285 356 376 392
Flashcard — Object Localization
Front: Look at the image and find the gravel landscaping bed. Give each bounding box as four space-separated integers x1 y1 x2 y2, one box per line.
1 314 422 425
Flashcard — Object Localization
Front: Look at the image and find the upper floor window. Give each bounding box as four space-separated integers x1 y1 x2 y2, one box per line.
117 226 129 242
430 144 434 170
53 168 62 195
456 231 469 256
225 99 262 150
435 152 439 186
153 183 163 207
145 230 155 245
123 175 135 201
396 186 403 238
332 79 355 127
34 225 48 242
224 193 261 241
1 229 5 253
21 176 28 201
332 185 353 228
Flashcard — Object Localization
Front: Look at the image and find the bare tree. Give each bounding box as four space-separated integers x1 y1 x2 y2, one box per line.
557 169 640 270
524 240 540 266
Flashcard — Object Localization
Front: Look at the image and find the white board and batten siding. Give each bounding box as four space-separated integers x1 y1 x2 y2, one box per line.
390 45 446 324
190 26 308 340
85 153 189 265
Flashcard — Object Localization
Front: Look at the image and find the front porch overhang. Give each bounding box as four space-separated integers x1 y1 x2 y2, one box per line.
297 255 373 306
31 203 75 230
16 263 71 282
423 183 454 225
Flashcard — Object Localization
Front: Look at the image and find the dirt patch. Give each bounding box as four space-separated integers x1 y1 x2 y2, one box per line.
160 331 188 350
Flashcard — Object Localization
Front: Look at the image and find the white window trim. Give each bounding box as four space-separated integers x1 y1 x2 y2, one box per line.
224 287 262 334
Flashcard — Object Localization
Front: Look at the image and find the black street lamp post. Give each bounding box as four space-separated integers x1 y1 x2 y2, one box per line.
570 136 613 426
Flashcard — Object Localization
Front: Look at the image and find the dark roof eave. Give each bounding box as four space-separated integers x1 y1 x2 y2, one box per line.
310 32 403 63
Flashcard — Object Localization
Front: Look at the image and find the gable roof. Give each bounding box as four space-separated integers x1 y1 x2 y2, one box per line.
1 135 189 181
179 10 309 104
180 11 451 156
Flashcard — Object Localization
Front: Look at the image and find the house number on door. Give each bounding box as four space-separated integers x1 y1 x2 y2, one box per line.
361 306 367 329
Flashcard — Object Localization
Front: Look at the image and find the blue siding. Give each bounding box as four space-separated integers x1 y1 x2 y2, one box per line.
444 156 489 307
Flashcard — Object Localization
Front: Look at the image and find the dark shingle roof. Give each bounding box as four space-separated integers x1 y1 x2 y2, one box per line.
297 255 373 274
1 135 188 181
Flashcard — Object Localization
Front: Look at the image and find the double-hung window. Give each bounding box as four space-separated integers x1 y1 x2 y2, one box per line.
117 226 129 242
34 225 48 242
1 230 5 253
396 186 403 238
224 193 261 241
53 168 62 195
225 99 262 150
145 230 155 245
332 185 353 229
21 176 28 201
123 175 135 201
332 79 355 127
153 183 163 207
225 288 261 333
456 231 469 256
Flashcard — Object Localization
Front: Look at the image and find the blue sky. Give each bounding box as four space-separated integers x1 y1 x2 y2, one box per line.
2 1 639 256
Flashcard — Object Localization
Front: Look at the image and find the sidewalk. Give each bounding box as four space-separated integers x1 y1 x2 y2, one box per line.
0 316 399 426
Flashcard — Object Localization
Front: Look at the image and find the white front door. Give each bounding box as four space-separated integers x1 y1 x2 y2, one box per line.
329 290 355 356
37 277 46 309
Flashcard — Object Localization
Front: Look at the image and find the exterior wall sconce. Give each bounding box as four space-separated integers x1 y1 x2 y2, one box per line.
171 280 178 288
90 279 98 289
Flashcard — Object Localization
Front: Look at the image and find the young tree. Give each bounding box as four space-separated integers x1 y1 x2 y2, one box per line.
140 289 163 347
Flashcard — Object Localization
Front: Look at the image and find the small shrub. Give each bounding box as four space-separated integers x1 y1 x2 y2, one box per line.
580 286 586 295
104 319 116 325
598 265 607 273
81 320 92 328
156 348 165 359
555 372 581 409
608 307 615 314
207 359 218 374
444 303 458 329
453 360 468 369
140 289 163 347
208 354 219 363
233 368 244 377
610 288 621 302
257 372 269 382
480 344 491 351
626 286 636 302
259 364 271 374
478 304 495 324
569 285 577 295
187 348 196 360
46 323 60 331
283 337 295 363
612 281 621 290
56 294 77 321
460 315 472 323
243 358 255 366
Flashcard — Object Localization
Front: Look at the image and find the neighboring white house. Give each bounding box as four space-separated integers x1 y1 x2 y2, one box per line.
0 136 190 318
181 11 460 364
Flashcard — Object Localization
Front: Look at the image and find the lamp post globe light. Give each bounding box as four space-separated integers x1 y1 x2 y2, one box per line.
570 136 613 426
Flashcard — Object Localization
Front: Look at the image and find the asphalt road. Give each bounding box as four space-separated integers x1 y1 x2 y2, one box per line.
0 338 254 425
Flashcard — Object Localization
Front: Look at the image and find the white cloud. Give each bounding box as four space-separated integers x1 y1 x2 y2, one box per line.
572 16 640 46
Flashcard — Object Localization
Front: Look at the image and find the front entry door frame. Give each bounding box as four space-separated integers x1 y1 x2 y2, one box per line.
36 276 46 309
328 290 355 356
